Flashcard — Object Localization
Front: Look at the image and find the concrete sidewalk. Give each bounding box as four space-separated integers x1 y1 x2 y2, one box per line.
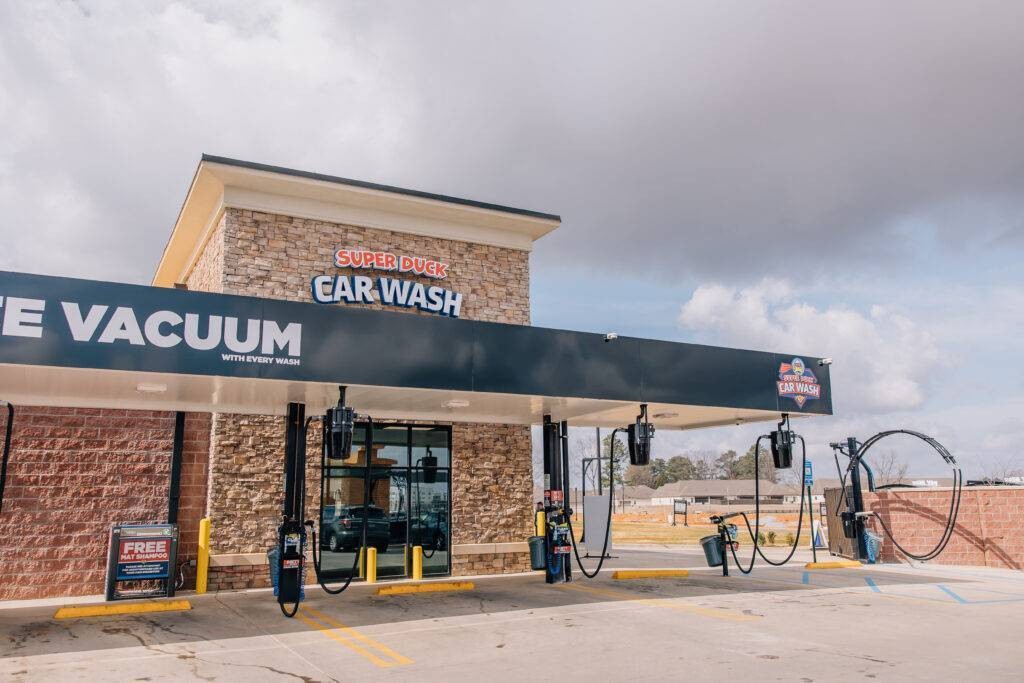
3 547 1023 681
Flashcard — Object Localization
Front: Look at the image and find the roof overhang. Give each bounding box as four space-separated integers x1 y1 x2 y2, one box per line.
153 155 561 288
0 271 833 429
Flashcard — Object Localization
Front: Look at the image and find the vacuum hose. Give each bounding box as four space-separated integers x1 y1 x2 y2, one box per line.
564 428 621 579
0 401 13 514
305 415 375 595
414 456 437 559
853 430 962 562
728 434 809 574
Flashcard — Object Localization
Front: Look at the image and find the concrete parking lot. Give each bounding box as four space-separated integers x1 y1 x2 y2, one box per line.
3 546 1023 681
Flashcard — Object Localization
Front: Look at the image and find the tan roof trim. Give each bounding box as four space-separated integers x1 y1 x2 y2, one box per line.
153 156 561 287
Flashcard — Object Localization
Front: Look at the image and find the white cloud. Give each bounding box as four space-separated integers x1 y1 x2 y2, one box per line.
678 278 944 414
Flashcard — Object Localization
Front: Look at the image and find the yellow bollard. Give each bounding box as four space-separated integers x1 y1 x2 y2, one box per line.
196 517 211 594
536 510 545 537
358 546 365 578
412 545 423 580
366 547 378 584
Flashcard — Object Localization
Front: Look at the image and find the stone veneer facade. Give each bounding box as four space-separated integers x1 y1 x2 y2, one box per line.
186 207 534 587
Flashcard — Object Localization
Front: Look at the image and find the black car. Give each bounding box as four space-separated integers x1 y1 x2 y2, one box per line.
320 505 390 553
410 512 448 551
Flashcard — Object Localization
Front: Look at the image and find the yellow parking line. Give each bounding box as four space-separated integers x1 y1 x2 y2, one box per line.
303 606 414 666
294 612 399 668
561 582 760 622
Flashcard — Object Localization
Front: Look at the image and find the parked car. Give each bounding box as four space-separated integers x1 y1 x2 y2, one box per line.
410 511 448 551
320 505 389 553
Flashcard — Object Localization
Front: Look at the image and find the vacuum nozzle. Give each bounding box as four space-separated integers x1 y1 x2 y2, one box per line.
421 445 438 484
330 386 356 460
769 414 795 469
627 404 654 466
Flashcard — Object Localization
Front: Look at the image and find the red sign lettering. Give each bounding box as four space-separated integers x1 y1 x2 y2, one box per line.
337 248 449 280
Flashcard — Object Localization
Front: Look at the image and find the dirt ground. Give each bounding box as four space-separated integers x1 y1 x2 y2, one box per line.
580 513 812 546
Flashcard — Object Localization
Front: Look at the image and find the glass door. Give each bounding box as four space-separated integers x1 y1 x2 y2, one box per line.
411 427 451 577
317 423 451 581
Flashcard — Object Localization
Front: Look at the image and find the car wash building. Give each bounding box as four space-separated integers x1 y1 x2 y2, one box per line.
0 156 833 601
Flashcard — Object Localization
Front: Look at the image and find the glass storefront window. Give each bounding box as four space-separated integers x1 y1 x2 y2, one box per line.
411 467 450 576
317 424 451 581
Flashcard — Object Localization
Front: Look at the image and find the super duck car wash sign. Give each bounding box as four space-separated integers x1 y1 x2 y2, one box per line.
310 248 463 318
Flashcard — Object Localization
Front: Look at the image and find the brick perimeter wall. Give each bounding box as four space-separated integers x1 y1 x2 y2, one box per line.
864 487 1024 569
0 407 210 600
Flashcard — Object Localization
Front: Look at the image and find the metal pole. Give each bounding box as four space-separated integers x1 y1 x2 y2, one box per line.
720 524 729 577
847 437 868 561
560 420 572 583
596 428 602 496
167 411 185 525
542 415 555 584
282 403 305 520
807 484 817 563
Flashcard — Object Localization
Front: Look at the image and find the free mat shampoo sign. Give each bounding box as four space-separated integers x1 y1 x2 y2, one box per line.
117 538 172 580
105 524 179 600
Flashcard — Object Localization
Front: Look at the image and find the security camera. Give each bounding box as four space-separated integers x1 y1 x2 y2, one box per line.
817 358 833 367
603 332 618 342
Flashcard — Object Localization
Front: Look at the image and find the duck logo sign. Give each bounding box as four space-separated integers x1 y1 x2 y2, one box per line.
777 357 821 408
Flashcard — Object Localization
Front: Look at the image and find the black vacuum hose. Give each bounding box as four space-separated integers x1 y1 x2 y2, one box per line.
0 401 13 514
728 433 809 574
855 430 962 562
413 457 437 559
565 428 621 579
305 415 374 595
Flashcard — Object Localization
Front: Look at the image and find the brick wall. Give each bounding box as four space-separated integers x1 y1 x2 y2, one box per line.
863 487 1024 569
183 208 535 582
0 407 210 600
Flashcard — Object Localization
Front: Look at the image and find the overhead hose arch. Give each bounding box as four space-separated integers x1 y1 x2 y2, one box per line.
728 433 809 574
855 430 962 562
565 428 621 579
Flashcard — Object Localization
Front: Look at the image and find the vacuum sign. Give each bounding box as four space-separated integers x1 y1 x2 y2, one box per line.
0 292 302 367
311 248 463 318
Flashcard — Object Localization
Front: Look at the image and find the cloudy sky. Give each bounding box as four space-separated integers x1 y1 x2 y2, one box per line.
2 1 1021 479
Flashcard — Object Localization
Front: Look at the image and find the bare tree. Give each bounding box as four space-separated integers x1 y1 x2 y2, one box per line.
979 456 1024 483
873 449 909 486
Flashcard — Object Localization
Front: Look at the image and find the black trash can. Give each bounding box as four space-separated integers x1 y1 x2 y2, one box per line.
700 534 724 567
528 536 546 571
